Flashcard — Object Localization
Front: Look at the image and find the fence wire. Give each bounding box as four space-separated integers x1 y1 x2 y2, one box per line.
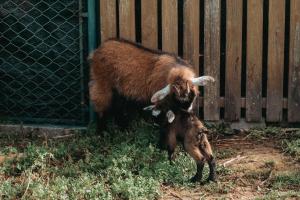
0 0 88 125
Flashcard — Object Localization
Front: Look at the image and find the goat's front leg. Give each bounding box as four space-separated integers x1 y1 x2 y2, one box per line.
158 125 177 163
166 129 177 163
158 127 167 150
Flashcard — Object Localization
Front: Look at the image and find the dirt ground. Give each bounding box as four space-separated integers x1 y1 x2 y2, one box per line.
160 134 300 200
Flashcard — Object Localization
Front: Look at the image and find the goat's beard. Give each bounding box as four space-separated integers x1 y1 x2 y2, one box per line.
173 92 196 111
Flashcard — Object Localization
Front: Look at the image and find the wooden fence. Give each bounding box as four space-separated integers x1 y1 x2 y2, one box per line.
98 0 300 123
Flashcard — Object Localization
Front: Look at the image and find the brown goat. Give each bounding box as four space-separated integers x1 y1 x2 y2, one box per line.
144 78 216 183
89 39 214 130
160 110 216 182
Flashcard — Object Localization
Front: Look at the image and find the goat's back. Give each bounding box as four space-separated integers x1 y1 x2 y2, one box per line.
91 39 195 102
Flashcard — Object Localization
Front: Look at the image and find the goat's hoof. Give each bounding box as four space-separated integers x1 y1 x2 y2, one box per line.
190 175 202 183
203 177 217 184
169 160 174 165
168 153 176 163
198 179 215 185
208 178 217 183
207 175 217 183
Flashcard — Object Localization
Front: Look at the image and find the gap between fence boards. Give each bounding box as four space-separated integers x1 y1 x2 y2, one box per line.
198 97 288 109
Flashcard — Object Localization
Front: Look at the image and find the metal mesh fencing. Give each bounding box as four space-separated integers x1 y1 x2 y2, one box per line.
0 0 89 125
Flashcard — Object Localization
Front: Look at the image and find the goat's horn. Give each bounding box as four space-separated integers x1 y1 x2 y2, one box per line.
143 105 161 117
143 105 156 111
187 81 190 93
151 84 171 103
191 76 215 86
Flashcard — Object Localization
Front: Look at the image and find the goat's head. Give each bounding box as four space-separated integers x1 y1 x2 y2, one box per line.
170 78 196 108
151 75 215 110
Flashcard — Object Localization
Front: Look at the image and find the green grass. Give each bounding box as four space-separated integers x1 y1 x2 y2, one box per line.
256 190 300 200
256 172 300 200
215 148 237 160
0 120 214 200
270 171 300 190
246 127 282 140
281 131 300 161
1 122 299 199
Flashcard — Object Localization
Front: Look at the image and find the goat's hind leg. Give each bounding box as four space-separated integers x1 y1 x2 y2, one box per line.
90 82 112 135
96 111 109 135
184 144 205 182
199 134 216 182
191 158 205 183
207 156 216 182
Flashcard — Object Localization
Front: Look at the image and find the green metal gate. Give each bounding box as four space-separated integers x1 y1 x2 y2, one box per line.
0 0 89 125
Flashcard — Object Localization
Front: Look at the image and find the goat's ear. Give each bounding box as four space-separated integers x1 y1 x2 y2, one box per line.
191 76 215 86
166 110 175 123
152 109 161 116
151 85 171 103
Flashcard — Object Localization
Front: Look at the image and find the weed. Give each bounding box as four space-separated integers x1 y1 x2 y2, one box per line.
281 139 300 161
246 127 282 140
270 171 300 190
244 169 271 181
256 190 300 200
202 181 235 194
0 146 18 155
264 160 275 169
205 122 234 136
216 149 237 160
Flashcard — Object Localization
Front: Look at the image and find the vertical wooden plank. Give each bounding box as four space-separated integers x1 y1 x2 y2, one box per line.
141 0 157 49
224 0 243 121
204 0 220 121
100 0 117 42
119 0 136 41
183 0 200 75
288 0 300 122
267 0 285 122
162 0 178 54
246 0 263 122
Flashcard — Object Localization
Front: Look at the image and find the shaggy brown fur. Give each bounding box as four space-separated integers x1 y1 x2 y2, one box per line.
160 111 216 182
90 39 198 128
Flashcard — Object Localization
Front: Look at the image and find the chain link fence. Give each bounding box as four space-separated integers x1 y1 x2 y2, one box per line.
0 0 89 125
